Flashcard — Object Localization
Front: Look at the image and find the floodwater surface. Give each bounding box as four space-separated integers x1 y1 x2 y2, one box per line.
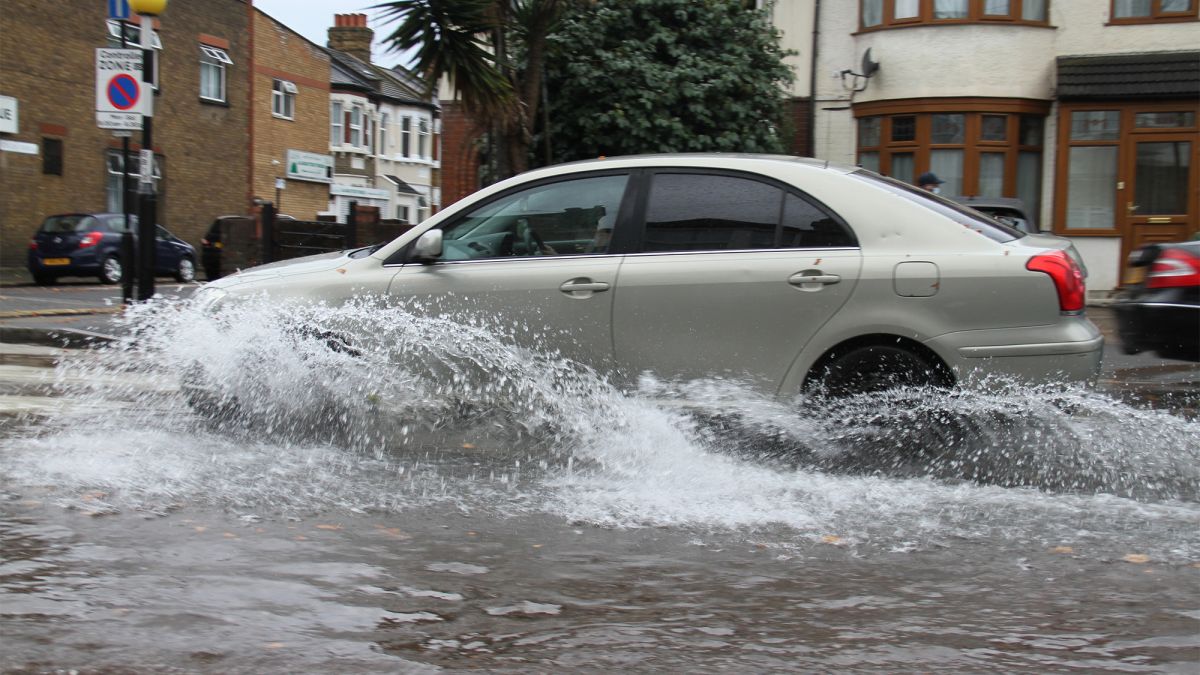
1 298 1197 672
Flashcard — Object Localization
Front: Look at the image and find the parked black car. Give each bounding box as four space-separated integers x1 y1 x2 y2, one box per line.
200 213 292 280
27 213 196 285
1113 240 1200 362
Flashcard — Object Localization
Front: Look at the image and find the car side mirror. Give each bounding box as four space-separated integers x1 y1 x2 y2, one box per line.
412 229 443 262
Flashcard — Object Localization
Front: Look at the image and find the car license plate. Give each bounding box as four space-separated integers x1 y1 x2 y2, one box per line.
42 258 71 266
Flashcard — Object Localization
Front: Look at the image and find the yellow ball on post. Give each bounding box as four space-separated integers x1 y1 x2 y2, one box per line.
127 0 168 16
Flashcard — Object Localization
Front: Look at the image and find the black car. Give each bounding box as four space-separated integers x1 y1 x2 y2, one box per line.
1113 240 1200 362
27 213 197 285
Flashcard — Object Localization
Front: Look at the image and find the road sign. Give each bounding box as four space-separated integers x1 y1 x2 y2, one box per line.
96 48 146 120
97 111 142 130
108 0 132 20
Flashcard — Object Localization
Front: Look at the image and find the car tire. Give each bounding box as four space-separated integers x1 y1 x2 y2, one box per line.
807 344 948 397
99 255 123 285
175 256 196 283
32 272 56 286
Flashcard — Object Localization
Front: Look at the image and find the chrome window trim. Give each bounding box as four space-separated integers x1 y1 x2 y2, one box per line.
626 246 862 258
382 252 625 268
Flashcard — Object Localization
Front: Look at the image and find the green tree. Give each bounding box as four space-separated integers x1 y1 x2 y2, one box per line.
375 0 565 180
543 0 794 163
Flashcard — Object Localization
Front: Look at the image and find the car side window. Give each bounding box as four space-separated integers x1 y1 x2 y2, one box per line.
643 173 781 252
781 193 856 248
437 174 629 261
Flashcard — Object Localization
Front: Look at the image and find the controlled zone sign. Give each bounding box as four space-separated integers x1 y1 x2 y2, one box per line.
96 48 145 130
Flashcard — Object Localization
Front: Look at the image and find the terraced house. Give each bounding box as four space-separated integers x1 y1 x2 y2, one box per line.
769 0 1199 293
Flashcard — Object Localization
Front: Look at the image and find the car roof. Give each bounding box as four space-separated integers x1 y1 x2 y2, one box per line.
526 153 856 177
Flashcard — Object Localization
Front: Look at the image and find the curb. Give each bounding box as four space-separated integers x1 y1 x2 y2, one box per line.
0 325 118 349
0 307 124 319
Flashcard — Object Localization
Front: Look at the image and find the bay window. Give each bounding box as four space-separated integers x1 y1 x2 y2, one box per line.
860 0 1050 29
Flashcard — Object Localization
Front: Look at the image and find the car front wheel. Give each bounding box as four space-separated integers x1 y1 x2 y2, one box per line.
175 256 196 283
99 255 122 285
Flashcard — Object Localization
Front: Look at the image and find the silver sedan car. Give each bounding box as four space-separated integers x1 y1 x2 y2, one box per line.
198 155 1102 397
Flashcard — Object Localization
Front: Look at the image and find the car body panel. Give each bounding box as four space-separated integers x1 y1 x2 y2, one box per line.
611 248 861 389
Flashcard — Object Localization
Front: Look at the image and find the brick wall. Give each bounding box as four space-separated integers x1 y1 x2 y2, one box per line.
438 101 481 208
251 10 331 220
0 0 250 269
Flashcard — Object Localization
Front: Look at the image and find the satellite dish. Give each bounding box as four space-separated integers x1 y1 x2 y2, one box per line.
861 48 880 78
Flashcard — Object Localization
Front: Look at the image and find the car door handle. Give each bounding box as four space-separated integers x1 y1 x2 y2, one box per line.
560 279 610 295
788 272 841 286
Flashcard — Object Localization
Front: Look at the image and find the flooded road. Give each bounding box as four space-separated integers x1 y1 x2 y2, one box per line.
1 298 1198 672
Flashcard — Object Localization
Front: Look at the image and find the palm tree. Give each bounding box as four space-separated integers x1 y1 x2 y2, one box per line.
375 0 564 180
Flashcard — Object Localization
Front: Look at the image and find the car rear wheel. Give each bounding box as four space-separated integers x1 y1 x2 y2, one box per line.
807 344 948 397
175 256 196 283
99 255 122 285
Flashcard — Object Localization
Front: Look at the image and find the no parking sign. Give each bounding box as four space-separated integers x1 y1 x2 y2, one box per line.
96 48 145 130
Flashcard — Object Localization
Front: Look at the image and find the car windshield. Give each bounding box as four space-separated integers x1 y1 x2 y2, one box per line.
38 215 96 233
849 171 1023 243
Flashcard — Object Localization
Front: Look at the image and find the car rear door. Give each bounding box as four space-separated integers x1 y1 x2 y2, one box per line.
386 172 634 370
611 170 862 392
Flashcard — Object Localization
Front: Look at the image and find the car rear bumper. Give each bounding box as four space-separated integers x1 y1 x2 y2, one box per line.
931 319 1104 385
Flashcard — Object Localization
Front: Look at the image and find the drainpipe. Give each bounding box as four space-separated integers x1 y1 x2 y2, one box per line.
808 0 820 158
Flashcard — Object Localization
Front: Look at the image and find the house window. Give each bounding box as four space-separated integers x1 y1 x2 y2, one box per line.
1111 0 1197 22
42 138 63 176
105 149 162 213
418 118 430 159
855 99 1048 211
348 105 362 147
199 45 231 103
397 203 409 223
331 102 343 146
107 20 161 89
272 79 296 119
859 0 1050 28
379 112 389 155
401 117 412 157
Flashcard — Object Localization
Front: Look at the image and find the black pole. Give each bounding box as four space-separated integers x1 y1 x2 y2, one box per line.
347 200 358 249
261 201 276 264
119 20 134 304
136 17 157 302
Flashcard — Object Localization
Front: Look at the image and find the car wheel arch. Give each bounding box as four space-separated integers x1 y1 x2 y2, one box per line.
798 333 956 395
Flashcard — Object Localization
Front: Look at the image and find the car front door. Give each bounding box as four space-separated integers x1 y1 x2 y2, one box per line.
611 170 862 392
387 172 633 371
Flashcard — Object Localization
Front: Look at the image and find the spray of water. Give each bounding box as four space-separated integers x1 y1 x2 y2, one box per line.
1 294 1197 556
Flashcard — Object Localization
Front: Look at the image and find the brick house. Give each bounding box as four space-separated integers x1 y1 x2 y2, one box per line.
250 7 331 220
0 0 250 269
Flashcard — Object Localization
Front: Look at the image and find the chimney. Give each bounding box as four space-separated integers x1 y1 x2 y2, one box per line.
328 13 373 63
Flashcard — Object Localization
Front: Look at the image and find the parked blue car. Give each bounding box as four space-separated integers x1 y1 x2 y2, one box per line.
27 213 196 285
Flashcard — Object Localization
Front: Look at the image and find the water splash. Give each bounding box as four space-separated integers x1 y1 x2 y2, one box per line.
1 295 1197 557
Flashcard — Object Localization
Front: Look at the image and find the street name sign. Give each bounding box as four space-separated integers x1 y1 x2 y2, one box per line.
96 48 145 130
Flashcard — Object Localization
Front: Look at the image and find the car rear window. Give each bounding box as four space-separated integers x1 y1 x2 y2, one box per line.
848 170 1023 243
101 215 135 232
38 215 96 233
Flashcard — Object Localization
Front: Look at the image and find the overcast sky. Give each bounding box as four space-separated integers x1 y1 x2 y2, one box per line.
252 0 410 67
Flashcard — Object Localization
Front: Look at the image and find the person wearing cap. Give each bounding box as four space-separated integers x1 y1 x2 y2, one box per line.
917 172 945 194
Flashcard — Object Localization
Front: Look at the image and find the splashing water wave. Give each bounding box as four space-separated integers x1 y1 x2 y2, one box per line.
2 295 1197 556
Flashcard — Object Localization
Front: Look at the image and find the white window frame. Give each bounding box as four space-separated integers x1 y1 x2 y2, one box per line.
331 102 343 147
349 105 363 148
272 79 296 119
199 45 231 103
379 112 389 156
400 116 412 157
418 118 430 159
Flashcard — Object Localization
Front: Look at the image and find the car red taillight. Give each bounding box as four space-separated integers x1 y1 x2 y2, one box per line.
78 231 104 248
29 240 38 251
1145 248 1200 289
1026 250 1085 313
